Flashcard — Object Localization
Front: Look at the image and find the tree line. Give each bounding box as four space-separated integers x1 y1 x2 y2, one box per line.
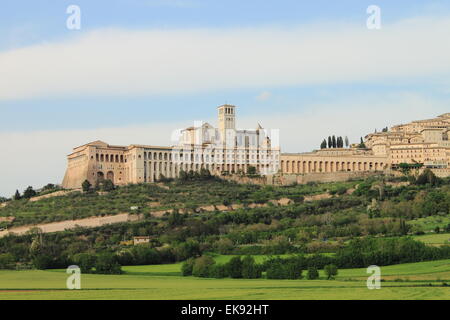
320 136 349 149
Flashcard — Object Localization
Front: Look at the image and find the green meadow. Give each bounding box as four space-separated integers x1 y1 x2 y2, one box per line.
413 233 450 246
1 259 450 300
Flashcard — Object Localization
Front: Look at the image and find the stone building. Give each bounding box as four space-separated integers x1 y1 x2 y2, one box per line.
365 113 450 176
281 148 388 174
280 113 450 178
62 105 280 189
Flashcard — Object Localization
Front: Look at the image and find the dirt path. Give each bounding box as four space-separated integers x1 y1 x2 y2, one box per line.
0 194 334 237
0 213 141 237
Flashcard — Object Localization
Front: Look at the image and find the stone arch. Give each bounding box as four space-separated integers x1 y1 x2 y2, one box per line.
97 171 105 181
107 171 114 182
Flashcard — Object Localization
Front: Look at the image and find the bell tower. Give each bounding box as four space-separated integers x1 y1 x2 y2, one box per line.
218 104 236 143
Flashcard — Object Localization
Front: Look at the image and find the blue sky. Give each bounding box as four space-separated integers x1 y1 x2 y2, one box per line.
0 0 450 196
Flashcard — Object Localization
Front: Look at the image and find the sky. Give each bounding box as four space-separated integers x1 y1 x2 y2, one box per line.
1 0 450 197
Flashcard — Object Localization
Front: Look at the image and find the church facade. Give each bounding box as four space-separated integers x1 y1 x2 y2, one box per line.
62 105 280 189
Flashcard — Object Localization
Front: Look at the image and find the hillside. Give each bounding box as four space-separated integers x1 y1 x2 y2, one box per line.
0 172 449 274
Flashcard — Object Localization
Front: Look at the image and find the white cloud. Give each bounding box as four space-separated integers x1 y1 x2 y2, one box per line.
256 91 272 101
0 92 447 197
1 17 450 100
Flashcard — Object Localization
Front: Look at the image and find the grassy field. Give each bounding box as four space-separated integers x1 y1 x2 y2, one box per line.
1 259 450 300
413 233 450 246
408 216 450 232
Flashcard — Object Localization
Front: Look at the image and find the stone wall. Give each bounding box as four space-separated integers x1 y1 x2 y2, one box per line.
274 171 384 185
222 171 384 186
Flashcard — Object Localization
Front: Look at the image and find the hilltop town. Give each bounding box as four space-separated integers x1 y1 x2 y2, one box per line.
62 108 450 190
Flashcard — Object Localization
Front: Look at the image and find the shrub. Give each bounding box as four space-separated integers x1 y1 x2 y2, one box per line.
94 253 122 274
266 262 286 279
82 180 92 192
416 169 439 186
72 253 96 273
209 264 228 278
284 262 303 280
324 264 338 280
0 253 15 269
241 256 262 279
192 256 215 278
226 256 243 279
32 254 53 270
181 258 195 276
306 266 319 280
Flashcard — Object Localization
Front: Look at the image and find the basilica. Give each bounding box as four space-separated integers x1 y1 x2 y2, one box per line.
62 109 450 189
62 105 280 189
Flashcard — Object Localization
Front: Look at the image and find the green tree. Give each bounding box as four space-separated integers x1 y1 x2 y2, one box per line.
337 136 342 148
416 169 438 186
42 183 56 191
324 264 338 280
209 264 228 278
215 238 234 255
178 170 188 181
306 266 319 280
285 262 303 280
173 240 200 261
192 256 215 278
181 258 195 276
13 190 21 201
101 179 115 191
81 180 92 192
94 253 122 274
247 166 257 175
168 210 185 227
241 256 261 279
32 254 53 270
199 168 212 180
0 253 15 269
227 256 243 279
72 253 96 273
320 139 327 149
23 186 37 199
358 137 366 149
